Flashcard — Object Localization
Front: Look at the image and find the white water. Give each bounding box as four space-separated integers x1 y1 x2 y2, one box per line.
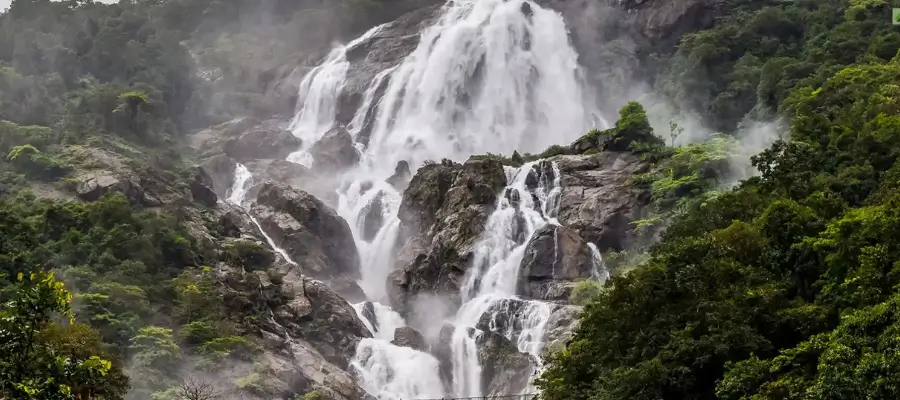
226 164 296 265
286 24 386 166
278 0 605 398
450 162 560 397
351 301 446 399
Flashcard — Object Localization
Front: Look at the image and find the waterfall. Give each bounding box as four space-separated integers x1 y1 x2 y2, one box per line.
279 0 604 397
226 163 296 266
286 24 386 166
450 162 560 397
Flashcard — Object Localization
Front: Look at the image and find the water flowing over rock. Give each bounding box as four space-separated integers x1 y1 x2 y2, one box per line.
251 182 361 281
388 158 507 317
517 224 595 301
264 0 656 397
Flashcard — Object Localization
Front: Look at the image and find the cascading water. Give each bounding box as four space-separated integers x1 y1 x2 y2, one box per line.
451 161 561 397
286 24 386 166
278 0 607 398
226 163 295 265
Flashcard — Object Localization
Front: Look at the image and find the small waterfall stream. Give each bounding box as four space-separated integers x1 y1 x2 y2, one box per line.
450 161 561 397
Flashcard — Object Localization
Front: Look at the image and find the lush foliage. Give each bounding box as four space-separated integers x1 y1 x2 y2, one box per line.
0 270 127 399
537 1 900 399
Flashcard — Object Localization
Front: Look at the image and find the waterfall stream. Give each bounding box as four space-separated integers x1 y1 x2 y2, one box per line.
239 0 607 398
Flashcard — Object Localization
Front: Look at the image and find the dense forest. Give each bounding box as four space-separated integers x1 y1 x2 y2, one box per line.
2 0 900 398
538 0 900 399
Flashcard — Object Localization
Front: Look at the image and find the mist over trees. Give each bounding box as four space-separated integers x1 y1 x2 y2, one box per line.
1 0 900 398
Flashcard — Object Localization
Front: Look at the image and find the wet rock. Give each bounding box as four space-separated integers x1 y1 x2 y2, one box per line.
338 5 444 136
386 160 412 190
75 171 144 204
361 192 385 242
476 330 534 397
218 260 373 400
189 167 218 207
552 152 651 252
265 159 311 183
251 182 360 280
310 126 360 172
271 277 372 368
391 327 428 352
517 225 595 301
199 153 237 198
223 126 302 161
389 159 507 318
360 301 379 333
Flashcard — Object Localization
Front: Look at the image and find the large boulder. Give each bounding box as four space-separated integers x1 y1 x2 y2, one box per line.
189 166 218 207
388 159 507 318
251 182 360 281
223 126 302 161
309 126 360 172
217 263 373 400
391 327 428 352
75 171 145 205
200 153 238 198
476 330 534 397
517 224 595 301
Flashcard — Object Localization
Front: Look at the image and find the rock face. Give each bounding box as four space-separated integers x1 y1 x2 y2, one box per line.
189 167 218 207
476 330 534 397
75 171 149 205
310 126 360 172
251 182 361 281
388 159 507 318
541 0 722 111
223 126 302 161
391 326 428 351
517 225 595 301
174 197 372 400
337 4 444 143
552 152 651 252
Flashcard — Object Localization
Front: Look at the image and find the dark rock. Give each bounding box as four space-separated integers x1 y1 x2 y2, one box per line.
310 126 360 172
391 327 428 352
386 160 412 190
360 192 385 241
251 182 360 280
200 153 237 198
190 167 218 207
476 330 533 397
389 159 507 317
360 301 379 333
517 225 594 301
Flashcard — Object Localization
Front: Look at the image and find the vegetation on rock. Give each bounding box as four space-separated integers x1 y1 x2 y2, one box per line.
537 2 900 399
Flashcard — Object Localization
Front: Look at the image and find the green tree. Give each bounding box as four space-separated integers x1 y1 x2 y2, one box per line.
0 270 118 399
